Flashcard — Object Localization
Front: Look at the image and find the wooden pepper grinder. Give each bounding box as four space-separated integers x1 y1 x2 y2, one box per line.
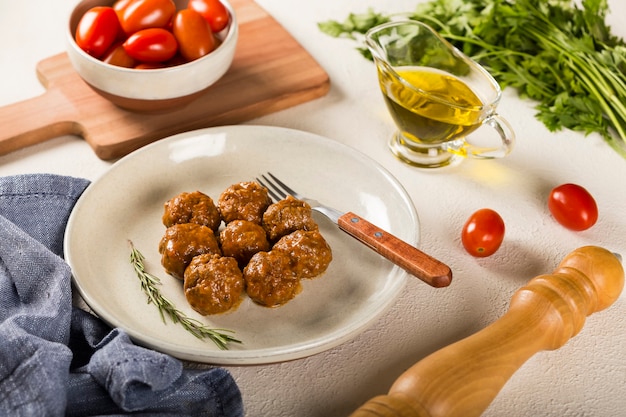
351 246 624 417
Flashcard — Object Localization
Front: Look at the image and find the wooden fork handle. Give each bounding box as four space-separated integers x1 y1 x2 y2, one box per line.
337 212 452 288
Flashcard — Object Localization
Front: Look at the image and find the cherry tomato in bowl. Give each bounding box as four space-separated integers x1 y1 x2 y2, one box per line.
188 0 230 32
123 28 179 62
548 183 598 231
173 8 217 61
461 208 505 257
102 42 136 68
67 0 238 112
75 6 122 57
112 0 133 20
118 0 177 35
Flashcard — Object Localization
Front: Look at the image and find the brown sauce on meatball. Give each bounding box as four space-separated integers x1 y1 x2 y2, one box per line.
219 220 270 268
162 191 221 232
262 195 319 242
184 254 244 315
158 223 221 280
217 182 272 224
243 251 301 307
273 230 332 279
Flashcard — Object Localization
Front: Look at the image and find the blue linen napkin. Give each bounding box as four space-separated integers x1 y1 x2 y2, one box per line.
0 174 244 417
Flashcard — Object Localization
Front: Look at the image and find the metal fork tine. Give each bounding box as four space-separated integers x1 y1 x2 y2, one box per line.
256 174 287 202
266 172 301 199
260 183 281 202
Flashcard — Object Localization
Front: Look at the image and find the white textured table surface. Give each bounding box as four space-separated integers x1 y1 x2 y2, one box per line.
2 1 625 416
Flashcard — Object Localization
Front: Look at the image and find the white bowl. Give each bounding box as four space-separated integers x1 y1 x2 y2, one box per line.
66 0 238 112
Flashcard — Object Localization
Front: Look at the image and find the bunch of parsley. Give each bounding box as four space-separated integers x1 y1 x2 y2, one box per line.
319 0 626 159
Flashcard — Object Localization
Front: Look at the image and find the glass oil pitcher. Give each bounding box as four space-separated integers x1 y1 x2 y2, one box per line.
366 20 515 169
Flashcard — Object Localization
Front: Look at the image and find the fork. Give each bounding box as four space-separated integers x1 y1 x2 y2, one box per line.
257 172 452 288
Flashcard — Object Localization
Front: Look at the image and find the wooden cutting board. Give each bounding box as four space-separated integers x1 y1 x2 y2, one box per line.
0 0 330 160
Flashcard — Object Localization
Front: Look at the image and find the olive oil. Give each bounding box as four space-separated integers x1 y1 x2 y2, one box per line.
380 67 484 144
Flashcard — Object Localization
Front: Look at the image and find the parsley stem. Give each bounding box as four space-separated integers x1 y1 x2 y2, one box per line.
319 0 626 159
526 24 626 152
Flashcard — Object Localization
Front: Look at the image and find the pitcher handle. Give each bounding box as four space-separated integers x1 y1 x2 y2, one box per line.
447 113 515 160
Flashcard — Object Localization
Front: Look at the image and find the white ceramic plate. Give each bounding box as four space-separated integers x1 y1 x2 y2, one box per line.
64 125 419 364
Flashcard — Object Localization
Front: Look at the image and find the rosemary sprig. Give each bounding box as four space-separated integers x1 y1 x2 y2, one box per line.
128 240 242 350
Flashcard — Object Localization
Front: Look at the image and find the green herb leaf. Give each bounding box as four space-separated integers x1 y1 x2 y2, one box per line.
318 9 390 39
128 240 241 350
319 0 626 160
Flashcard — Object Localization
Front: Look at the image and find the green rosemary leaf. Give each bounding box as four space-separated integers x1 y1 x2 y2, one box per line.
128 240 242 350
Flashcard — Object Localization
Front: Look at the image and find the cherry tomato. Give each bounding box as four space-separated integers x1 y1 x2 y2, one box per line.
173 9 217 61
188 0 229 32
135 62 167 69
120 0 176 35
123 28 178 63
461 208 505 257
112 0 133 20
548 183 598 231
102 42 136 68
75 7 121 58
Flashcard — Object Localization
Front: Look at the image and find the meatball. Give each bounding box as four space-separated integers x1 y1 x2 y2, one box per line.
273 230 333 279
162 191 222 232
219 220 270 268
158 223 221 280
184 254 244 315
217 182 272 224
262 195 319 242
243 251 300 307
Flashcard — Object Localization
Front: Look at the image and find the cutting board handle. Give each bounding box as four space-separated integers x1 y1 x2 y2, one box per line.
350 246 624 417
0 88 80 156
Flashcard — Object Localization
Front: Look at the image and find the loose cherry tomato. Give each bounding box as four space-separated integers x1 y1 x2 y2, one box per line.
173 9 216 61
120 0 176 35
188 0 229 32
102 42 136 68
548 183 598 231
75 7 121 58
123 28 178 62
461 208 505 257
